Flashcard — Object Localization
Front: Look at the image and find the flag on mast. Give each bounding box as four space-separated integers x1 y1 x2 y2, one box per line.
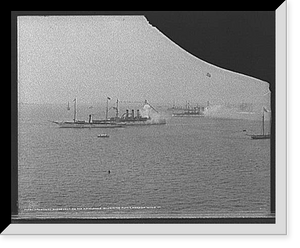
107 97 111 100
263 107 270 112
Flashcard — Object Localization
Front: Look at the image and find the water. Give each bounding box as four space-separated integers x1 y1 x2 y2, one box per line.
17 103 271 219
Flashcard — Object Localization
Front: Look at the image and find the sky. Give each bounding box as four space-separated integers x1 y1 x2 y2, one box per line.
17 15 270 107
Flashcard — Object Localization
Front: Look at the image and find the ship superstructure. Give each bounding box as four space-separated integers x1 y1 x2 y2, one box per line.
109 100 166 125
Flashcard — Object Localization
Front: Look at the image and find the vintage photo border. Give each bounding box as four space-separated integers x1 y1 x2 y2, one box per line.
3 2 288 234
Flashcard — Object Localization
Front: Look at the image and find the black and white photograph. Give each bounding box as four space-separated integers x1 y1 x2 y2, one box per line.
8 8 288 235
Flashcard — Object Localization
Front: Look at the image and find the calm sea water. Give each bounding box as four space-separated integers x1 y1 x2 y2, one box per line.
17 103 271 218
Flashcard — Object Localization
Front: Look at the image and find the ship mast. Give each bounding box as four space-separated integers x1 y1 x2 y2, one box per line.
262 109 265 135
116 99 119 118
105 97 111 120
73 98 77 123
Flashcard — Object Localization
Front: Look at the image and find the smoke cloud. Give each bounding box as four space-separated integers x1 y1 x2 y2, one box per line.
141 104 166 124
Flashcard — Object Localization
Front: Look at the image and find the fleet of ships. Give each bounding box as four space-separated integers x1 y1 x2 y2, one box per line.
52 98 270 139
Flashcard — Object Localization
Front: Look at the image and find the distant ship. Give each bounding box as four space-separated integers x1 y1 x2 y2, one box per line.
171 102 207 117
172 107 205 117
52 98 166 128
52 98 124 128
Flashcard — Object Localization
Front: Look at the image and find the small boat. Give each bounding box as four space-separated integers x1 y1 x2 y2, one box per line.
250 107 271 140
97 134 109 138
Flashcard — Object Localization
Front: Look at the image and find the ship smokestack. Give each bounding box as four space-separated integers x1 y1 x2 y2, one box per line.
132 109 134 119
137 109 140 119
126 109 129 118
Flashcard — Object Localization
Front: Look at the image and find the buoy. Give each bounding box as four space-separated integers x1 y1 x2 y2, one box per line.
108 170 111 174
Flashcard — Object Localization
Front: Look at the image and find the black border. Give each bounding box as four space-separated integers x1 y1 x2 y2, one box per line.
8 10 279 230
12 217 275 224
11 11 18 218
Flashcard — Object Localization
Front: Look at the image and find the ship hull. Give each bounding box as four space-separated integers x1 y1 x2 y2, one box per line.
120 120 166 126
172 114 204 117
251 134 271 139
52 121 125 128
52 120 166 128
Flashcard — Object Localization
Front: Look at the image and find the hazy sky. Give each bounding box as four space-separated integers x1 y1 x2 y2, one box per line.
18 15 270 106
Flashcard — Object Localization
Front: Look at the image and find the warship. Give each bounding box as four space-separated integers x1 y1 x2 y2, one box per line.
52 98 166 128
